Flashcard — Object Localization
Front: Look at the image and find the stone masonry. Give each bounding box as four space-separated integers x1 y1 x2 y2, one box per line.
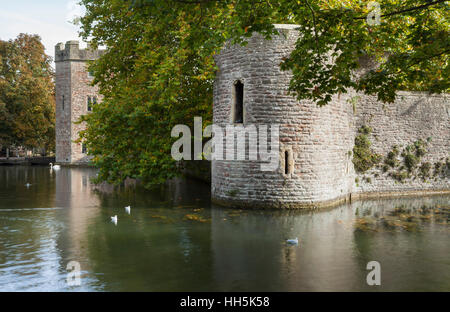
212 24 450 209
55 41 105 164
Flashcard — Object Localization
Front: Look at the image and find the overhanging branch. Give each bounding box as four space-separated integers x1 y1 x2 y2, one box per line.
354 0 448 20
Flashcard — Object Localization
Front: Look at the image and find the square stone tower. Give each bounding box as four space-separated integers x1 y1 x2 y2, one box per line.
54 41 105 164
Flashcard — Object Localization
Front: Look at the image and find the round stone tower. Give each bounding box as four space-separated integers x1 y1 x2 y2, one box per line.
212 24 355 208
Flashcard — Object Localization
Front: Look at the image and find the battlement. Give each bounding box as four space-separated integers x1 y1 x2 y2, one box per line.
55 40 105 62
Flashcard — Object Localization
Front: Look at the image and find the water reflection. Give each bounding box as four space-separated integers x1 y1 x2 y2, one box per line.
211 206 361 291
0 166 59 291
54 168 102 290
0 166 448 291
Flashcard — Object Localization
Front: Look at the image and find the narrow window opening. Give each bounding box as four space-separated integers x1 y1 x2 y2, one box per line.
234 81 244 123
284 151 289 175
62 95 65 111
82 143 87 154
87 96 92 111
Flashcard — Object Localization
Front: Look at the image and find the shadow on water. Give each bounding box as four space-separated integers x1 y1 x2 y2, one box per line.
0 166 448 291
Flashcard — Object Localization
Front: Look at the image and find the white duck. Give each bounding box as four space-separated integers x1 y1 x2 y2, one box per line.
125 206 131 214
25 183 32 188
49 163 61 170
286 237 299 245
111 215 118 225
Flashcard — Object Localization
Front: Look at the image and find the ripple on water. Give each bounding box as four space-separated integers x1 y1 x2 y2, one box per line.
0 208 64 212
0 166 449 291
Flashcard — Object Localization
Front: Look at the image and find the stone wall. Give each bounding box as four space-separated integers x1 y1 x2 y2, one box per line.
351 91 449 194
55 60 71 163
70 61 103 163
55 41 104 164
212 24 449 209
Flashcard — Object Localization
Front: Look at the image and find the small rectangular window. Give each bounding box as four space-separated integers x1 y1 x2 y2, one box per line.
87 96 92 111
283 149 294 176
62 95 65 111
234 81 244 123
285 151 289 175
82 144 87 154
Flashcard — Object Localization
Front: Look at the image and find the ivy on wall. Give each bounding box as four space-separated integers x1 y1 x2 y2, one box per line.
353 126 449 183
352 125 382 173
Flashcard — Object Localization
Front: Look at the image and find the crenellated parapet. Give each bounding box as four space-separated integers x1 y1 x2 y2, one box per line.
55 41 105 62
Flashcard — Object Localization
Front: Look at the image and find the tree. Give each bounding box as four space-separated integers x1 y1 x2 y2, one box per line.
77 0 448 187
0 34 55 154
278 0 449 105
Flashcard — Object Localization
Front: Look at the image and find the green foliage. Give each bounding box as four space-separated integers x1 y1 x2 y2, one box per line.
226 189 239 197
401 139 427 172
433 158 450 178
348 95 360 114
77 0 285 187
390 170 409 182
434 161 443 176
385 145 400 168
0 34 55 153
384 139 436 182
419 162 431 180
279 0 449 105
403 153 419 172
354 133 443 183
352 125 381 173
78 0 449 186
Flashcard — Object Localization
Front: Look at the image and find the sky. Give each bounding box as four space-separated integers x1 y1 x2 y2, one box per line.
0 0 86 64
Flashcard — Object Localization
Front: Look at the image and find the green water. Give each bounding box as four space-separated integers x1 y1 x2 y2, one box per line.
0 166 448 291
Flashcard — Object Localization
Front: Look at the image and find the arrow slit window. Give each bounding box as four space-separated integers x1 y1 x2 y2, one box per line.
233 80 244 123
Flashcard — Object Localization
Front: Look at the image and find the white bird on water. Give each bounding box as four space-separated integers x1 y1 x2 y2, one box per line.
49 163 61 170
111 215 118 225
125 206 131 214
25 183 32 188
286 238 299 245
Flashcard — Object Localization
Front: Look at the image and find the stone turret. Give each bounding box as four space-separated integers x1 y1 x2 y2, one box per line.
54 41 105 164
212 25 355 208
212 24 450 209
55 40 105 62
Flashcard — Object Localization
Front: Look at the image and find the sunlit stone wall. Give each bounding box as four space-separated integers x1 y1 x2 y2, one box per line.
351 91 450 194
55 41 104 164
212 25 354 208
212 24 449 209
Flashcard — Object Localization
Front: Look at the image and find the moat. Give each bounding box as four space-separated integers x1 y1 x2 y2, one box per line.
0 166 448 291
